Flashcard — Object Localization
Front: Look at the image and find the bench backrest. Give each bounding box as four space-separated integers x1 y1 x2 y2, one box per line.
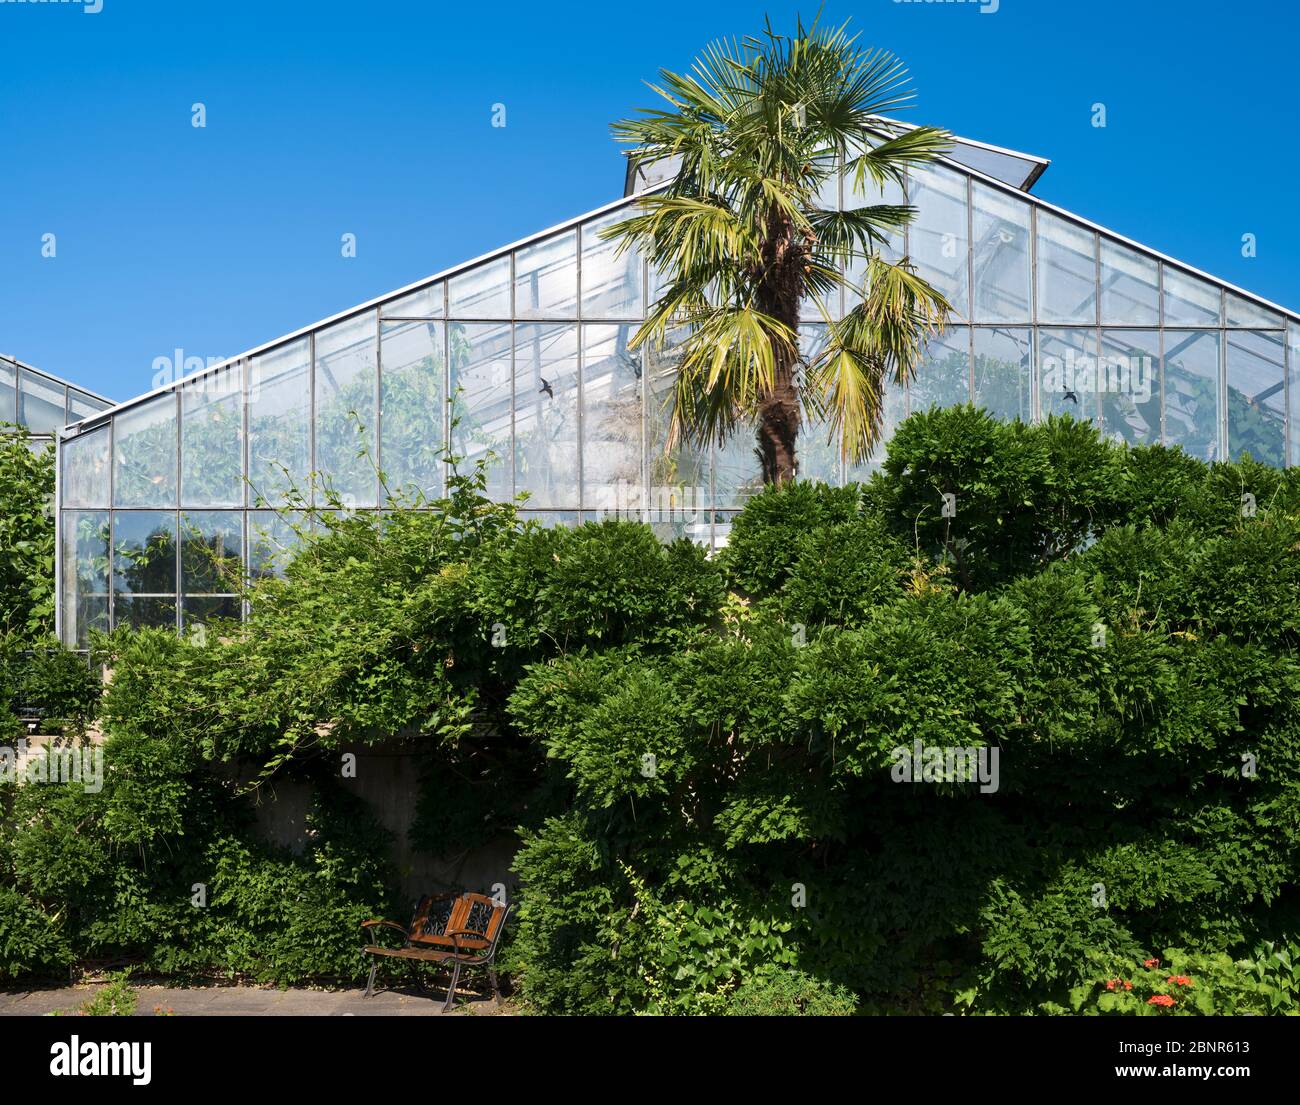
408 892 508 953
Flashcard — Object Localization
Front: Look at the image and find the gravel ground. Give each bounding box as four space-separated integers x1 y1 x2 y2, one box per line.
0 980 517 1017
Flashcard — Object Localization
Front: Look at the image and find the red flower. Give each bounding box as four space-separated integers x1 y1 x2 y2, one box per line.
1167 976 1192 986
1143 958 1160 968
1106 979 1116 991
1148 994 1175 1007
1123 981 1133 991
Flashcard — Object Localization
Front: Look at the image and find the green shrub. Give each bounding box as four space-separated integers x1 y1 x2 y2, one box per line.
509 413 1300 1014
0 884 73 982
877 407 1125 588
722 481 865 600
724 968 858 1016
4 410 1300 1017
471 517 724 656
1061 941 1300 1016
0 636 102 731
78 969 137 1016
0 430 54 639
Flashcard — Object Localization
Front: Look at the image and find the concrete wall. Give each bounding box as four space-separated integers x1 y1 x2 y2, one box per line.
244 740 519 903
7 725 514 904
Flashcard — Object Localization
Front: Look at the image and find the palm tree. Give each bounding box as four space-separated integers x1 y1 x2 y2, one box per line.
606 16 952 485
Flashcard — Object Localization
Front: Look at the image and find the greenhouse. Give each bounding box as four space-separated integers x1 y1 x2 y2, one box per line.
1 355 111 449
55 129 1300 646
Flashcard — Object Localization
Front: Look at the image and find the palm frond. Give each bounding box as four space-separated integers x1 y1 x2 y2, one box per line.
809 205 915 261
661 307 797 447
810 257 950 462
846 126 953 196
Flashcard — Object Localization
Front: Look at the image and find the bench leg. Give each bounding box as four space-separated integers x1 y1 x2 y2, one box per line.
489 966 501 1005
364 960 378 999
441 961 462 1014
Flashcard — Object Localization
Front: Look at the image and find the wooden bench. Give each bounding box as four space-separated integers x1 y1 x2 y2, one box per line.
361 891 511 1012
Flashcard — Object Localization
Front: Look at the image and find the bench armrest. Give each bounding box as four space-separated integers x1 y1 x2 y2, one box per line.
445 927 495 954
360 919 408 946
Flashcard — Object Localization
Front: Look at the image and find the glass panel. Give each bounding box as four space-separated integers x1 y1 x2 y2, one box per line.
1036 212 1097 324
315 314 378 508
908 165 969 319
18 368 66 434
647 259 672 315
60 510 110 647
973 327 1033 423
1163 330 1221 462
183 596 241 628
248 339 310 507
1037 328 1100 422
713 424 761 510
971 183 1031 323
449 322 512 499
581 210 643 320
581 324 643 514
112 510 177 629
517 510 580 529
514 231 577 319
380 282 443 318
0 360 14 425
909 326 970 413
811 155 839 213
1291 324 1300 469
380 320 446 502
113 392 177 507
448 256 511 319
61 425 111 508
181 364 243 508
646 329 708 532
1099 330 1161 445
945 142 1042 189
249 510 306 580
181 510 243 596
794 323 842 486
1226 330 1285 467
514 323 579 509
801 165 842 322
647 509 712 547
1225 292 1284 330
1163 267 1221 327
67 389 109 422
712 511 740 553
1099 239 1159 325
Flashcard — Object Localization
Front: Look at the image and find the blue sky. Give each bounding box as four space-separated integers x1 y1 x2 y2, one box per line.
2 0 1297 403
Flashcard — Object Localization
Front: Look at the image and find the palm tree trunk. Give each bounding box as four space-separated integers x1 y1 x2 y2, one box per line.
757 211 804 486
757 369 799 485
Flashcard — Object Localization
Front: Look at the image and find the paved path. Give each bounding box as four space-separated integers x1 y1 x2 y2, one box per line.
0 982 515 1017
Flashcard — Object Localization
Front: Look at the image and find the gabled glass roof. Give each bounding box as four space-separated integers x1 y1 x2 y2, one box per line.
0 354 113 437
72 129 1300 435
864 118 1050 192
943 137 1048 192
623 118 1051 196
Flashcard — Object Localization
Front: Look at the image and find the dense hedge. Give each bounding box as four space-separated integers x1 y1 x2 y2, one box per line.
0 429 54 641
2 409 1300 1014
